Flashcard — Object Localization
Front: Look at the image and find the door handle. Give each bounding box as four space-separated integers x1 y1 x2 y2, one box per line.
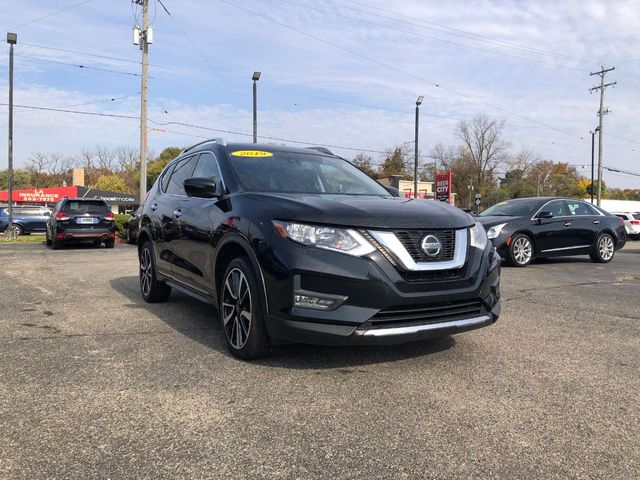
593 220 600 225
173 208 183 219
150 202 158 211
563 222 572 226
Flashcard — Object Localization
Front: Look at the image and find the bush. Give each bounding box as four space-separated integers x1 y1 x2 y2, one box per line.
114 213 130 239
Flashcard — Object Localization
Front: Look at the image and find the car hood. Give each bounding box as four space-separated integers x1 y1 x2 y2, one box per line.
476 215 521 228
244 193 475 229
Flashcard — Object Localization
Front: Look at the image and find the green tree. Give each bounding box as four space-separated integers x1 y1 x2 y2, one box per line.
352 153 377 178
93 175 127 193
0 169 33 190
379 147 407 178
147 146 181 189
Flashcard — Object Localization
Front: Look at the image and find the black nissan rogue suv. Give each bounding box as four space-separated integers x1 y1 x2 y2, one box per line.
137 139 501 359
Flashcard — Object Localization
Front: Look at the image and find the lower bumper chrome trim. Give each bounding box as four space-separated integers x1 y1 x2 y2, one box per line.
360 314 492 337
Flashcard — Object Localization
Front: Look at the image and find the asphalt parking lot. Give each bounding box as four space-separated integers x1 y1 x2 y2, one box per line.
1 241 639 479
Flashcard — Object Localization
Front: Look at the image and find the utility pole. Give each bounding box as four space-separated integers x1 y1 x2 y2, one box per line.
414 96 423 199
589 66 616 207
5 33 17 239
590 127 599 204
252 72 261 143
133 0 152 203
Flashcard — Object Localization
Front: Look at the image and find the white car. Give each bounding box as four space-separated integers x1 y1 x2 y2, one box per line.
613 212 640 240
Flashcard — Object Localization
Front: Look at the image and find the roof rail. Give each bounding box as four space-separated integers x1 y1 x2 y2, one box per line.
305 146 334 155
180 137 227 155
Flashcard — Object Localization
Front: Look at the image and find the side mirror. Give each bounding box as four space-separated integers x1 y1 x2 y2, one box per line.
184 177 222 198
538 211 553 219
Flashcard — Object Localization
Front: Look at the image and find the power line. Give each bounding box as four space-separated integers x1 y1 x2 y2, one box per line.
6 53 143 77
218 0 583 140
336 0 600 66
155 0 237 96
21 42 177 70
277 0 591 74
0 103 140 120
3 0 98 32
56 93 139 109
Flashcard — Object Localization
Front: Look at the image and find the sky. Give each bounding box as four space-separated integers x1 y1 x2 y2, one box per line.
0 0 639 188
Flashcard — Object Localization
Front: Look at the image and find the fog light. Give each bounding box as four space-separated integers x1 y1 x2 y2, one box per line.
293 291 348 311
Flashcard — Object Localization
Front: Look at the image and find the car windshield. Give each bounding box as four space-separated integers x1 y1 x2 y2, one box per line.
227 150 390 196
479 199 540 217
62 201 110 214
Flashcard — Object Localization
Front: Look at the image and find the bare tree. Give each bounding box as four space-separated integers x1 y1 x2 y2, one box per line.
95 145 116 171
115 146 139 173
455 115 510 196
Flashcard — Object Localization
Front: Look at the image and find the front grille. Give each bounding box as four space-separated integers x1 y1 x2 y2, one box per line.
395 229 455 262
403 268 464 283
369 299 484 329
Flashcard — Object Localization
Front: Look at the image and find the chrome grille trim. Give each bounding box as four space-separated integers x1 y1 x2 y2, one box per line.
368 228 468 271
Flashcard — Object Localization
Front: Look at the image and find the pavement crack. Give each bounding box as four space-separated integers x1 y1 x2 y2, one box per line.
510 297 640 321
503 278 640 301
13 326 217 342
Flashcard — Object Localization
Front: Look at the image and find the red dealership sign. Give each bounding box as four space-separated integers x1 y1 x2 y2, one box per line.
0 186 78 203
435 170 452 204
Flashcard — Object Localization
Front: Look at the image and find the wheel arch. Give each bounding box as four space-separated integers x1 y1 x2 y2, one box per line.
214 234 269 314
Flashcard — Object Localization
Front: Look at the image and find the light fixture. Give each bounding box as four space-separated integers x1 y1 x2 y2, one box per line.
7 32 17 44
252 71 261 81
416 95 424 106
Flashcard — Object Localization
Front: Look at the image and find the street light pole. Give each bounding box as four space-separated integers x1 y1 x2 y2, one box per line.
5 33 17 239
252 71 261 143
414 96 423 199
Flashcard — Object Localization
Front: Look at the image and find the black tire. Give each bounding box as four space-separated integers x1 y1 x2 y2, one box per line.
51 238 63 250
139 241 171 302
506 233 534 267
590 232 615 263
126 228 135 245
11 224 23 236
45 229 52 246
105 239 115 249
220 257 270 360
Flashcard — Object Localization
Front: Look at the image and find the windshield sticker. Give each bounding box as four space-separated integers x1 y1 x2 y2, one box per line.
231 150 273 157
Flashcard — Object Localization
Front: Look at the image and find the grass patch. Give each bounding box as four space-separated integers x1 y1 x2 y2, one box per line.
0 234 46 244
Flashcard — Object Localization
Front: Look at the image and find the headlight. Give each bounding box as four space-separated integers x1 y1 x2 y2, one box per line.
272 221 376 256
470 222 488 250
486 222 507 240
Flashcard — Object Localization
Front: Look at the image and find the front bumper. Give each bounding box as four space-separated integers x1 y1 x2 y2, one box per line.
261 238 501 346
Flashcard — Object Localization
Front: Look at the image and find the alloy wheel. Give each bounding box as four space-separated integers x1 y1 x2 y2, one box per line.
513 237 532 265
598 235 614 261
222 268 252 350
140 247 153 297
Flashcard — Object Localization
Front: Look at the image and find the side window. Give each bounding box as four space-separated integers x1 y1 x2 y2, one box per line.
192 152 222 184
566 200 597 216
160 163 175 193
165 156 197 195
544 200 566 217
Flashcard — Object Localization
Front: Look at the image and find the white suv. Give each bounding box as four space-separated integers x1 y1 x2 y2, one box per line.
613 212 640 240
